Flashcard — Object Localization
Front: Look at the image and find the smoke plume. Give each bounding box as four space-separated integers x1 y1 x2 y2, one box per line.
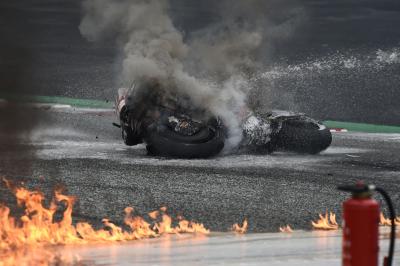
79 0 301 149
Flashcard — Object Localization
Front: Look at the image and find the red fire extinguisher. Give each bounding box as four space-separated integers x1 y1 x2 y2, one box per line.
338 182 396 266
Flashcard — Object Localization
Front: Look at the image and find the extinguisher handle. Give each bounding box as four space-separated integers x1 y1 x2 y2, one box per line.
374 187 396 266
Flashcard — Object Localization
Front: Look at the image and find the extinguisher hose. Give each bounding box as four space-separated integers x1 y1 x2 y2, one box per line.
374 187 396 266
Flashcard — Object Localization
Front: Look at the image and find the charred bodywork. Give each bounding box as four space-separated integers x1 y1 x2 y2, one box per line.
116 81 225 158
241 110 332 154
115 83 331 158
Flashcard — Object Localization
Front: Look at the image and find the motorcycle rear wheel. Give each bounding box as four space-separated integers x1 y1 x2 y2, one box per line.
275 120 332 154
144 123 225 158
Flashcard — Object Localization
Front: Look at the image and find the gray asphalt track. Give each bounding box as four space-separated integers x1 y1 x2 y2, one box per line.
1 106 399 232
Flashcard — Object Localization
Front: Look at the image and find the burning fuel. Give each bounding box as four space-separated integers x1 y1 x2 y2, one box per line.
0 178 262 265
311 212 339 230
232 219 248 234
380 212 400 226
379 212 400 240
0 179 209 255
279 225 293 233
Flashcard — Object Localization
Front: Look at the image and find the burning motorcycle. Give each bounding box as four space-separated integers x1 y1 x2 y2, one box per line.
115 80 226 158
114 81 332 158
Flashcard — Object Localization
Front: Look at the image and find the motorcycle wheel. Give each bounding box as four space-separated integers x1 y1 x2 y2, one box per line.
144 122 225 158
121 122 142 146
275 120 332 154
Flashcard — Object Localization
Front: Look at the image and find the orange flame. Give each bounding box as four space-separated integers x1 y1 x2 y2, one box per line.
311 212 339 230
148 210 159 220
0 179 209 264
380 212 400 226
279 225 293 233
232 219 248 234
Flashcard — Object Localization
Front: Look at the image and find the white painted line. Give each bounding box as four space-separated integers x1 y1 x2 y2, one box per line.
330 128 348 133
346 154 361 158
58 107 114 114
26 103 113 113
30 103 72 109
0 100 72 109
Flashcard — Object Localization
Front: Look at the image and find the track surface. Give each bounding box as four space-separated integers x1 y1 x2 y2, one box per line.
19 230 400 266
1 107 400 232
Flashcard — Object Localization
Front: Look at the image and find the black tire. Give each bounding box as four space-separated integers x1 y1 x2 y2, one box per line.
144 123 225 158
275 120 332 154
121 124 142 146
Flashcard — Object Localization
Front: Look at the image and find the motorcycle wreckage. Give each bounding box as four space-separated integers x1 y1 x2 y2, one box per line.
114 82 332 158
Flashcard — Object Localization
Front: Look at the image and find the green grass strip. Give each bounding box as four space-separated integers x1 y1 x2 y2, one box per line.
1 94 113 109
33 96 113 108
324 120 400 133
2 94 399 133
